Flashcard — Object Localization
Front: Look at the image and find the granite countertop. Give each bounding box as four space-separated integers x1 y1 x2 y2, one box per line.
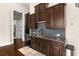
26 34 65 44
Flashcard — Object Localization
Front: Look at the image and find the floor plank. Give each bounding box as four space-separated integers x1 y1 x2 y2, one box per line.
0 39 25 56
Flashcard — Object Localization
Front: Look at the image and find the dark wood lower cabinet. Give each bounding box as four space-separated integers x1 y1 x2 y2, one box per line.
36 39 41 52
40 38 50 55
49 40 63 56
32 37 65 56
50 45 60 56
40 43 49 55
31 37 36 50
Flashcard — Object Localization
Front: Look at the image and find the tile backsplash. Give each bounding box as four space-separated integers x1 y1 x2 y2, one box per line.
31 22 65 39
44 29 65 38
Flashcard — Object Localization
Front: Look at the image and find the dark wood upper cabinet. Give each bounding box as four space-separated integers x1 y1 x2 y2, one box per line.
54 3 65 29
25 13 31 29
35 5 40 22
25 13 30 26
30 14 35 28
27 3 65 29
46 3 66 29
25 13 35 28
39 3 48 21
27 14 35 28
46 6 54 28
26 3 66 29
35 3 48 22
27 14 31 28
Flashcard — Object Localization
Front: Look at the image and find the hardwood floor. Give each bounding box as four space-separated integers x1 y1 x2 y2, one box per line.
0 39 25 56
0 44 14 56
14 39 25 56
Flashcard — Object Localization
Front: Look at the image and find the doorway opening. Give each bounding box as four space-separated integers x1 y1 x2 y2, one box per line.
13 11 25 48
13 11 22 39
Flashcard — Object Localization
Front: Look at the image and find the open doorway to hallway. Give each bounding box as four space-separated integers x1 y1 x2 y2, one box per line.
13 10 25 55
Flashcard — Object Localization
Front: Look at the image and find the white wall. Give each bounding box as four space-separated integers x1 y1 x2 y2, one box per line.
30 3 39 14
0 3 29 46
0 4 11 46
48 3 58 7
65 3 79 56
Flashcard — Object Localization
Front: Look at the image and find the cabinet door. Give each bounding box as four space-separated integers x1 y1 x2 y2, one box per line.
28 15 31 28
39 3 48 21
35 38 41 52
28 14 35 28
25 13 29 26
40 38 50 55
46 7 54 28
54 4 65 28
40 11 46 21
60 43 65 56
35 3 48 22
53 42 65 56
50 41 61 56
35 5 40 22
40 43 49 55
30 14 35 28
52 44 61 56
31 37 36 50
50 40 65 56
39 3 48 12
32 37 50 55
